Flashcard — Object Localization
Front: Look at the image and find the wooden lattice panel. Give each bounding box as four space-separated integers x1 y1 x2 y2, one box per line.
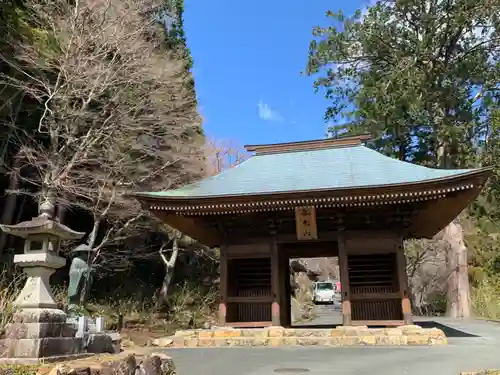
227 257 272 323
236 302 272 323
351 299 402 321
232 257 272 294
348 253 398 291
348 253 402 321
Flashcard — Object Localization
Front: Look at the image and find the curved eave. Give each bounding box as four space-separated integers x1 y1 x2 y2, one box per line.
133 167 492 214
0 221 85 240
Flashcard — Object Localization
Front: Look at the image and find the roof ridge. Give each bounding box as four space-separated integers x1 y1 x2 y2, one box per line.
244 134 371 155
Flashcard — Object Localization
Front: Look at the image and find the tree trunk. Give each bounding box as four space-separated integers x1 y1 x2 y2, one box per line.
159 265 175 303
436 136 471 318
443 219 471 318
158 239 179 304
0 163 20 257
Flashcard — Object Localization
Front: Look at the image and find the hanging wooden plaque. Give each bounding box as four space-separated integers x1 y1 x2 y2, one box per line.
295 206 318 240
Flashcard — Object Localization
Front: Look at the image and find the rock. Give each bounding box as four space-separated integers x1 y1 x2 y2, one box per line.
47 364 90 375
137 354 176 375
48 364 74 375
151 338 173 347
100 354 136 375
87 334 115 354
121 339 135 348
148 352 170 360
137 356 162 375
42 353 177 375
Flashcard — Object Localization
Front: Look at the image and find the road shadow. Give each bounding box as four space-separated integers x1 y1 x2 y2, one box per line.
414 320 479 338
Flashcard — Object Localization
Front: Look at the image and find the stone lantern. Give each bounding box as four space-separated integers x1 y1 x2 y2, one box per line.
0 200 86 362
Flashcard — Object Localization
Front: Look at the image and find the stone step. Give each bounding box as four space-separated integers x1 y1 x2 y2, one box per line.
159 334 447 348
152 326 448 348
172 326 445 339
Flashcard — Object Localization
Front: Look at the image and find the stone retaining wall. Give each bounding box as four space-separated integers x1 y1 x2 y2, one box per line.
152 325 447 348
29 352 176 375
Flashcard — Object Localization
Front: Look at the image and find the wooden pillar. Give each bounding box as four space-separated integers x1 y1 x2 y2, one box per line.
270 238 281 326
396 240 413 325
218 244 228 326
338 235 352 326
278 250 290 327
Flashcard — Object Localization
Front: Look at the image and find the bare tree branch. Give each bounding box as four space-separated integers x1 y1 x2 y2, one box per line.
2 0 205 272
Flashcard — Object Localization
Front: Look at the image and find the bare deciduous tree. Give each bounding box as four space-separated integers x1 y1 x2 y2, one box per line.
204 137 249 176
0 0 204 273
155 138 248 303
159 239 179 302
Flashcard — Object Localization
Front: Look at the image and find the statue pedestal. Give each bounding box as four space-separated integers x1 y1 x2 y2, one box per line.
12 252 65 309
0 208 121 363
0 252 88 362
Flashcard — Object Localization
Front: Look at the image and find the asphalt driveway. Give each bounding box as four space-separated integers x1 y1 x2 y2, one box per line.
164 318 500 375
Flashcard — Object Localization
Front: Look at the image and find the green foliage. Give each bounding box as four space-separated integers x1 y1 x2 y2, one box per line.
471 276 500 319
308 0 500 318
159 0 194 68
307 0 500 167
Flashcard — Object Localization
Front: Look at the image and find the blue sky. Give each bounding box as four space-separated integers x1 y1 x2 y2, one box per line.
183 0 367 146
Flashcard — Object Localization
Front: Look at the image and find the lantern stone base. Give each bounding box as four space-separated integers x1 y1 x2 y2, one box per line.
0 337 87 361
0 308 120 363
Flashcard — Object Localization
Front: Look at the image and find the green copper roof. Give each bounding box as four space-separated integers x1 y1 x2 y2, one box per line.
137 145 481 199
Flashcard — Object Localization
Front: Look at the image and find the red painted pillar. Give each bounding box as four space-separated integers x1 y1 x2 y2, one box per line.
219 245 228 326
397 241 413 325
271 238 281 326
338 235 352 326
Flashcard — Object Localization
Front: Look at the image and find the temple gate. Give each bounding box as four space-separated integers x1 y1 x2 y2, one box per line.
133 135 491 328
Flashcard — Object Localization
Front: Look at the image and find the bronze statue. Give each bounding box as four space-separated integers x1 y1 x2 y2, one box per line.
68 244 96 314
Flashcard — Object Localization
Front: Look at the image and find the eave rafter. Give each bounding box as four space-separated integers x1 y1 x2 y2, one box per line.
144 183 477 216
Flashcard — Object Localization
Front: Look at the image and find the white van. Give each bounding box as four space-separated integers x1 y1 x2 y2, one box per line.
312 280 336 304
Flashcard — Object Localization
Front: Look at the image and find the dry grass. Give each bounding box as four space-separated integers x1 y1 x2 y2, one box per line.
69 281 220 344
0 269 25 334
164 282 218 328
292 272 315 322
472 277 500 320
0 364 39 375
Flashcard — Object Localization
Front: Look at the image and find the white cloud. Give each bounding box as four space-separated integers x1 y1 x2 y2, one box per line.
257 100 283 121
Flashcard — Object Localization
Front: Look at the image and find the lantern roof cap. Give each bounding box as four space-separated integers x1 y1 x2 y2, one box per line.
0 215 85 240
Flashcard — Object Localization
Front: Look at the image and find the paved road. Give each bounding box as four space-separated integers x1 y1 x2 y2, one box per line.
164 317 500 375
294 296 342 327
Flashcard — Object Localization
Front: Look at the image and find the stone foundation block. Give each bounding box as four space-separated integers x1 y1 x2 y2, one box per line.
174 330 196 338
269 338 282 346
198 338 214 347
252 338 269 346
4 323 77 340
197 331 214 339
359 336 377 345
214 330 241 338
213 338 230 347
268 327 285 337
296 337 329 346
406 335 430 345
241 329 268 338
12 309 66 324
185 339 198 348
0 337 84 359
158 326 448 348
171 337 186 348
